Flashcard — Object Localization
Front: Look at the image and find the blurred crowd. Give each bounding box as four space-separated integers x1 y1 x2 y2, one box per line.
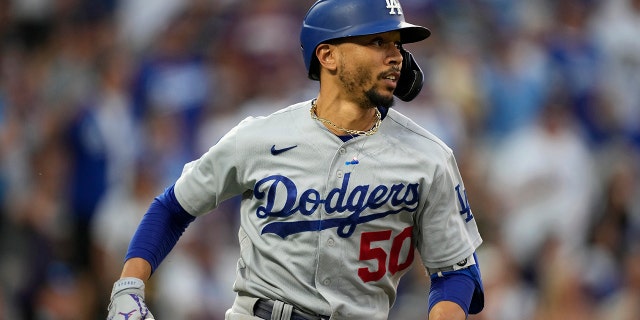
1 0 639 319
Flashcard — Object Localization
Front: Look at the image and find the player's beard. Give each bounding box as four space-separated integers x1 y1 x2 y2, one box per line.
339 61 395 109
365 86 395 109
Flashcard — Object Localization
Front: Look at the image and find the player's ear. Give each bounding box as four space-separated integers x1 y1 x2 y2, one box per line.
316 43 338 74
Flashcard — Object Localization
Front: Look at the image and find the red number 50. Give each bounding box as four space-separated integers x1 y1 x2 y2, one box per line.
357 226 415 282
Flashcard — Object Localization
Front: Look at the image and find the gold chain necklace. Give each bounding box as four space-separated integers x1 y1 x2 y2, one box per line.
310 99 382 136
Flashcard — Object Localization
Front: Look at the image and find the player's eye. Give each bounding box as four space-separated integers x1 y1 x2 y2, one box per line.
371 38 384 47
369 38 402 51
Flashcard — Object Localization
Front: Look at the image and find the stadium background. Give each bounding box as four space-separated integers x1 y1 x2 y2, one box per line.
0 0 639 319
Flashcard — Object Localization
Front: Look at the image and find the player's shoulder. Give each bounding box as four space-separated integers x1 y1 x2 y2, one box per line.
383 108 454 156
230 100 313 143
236 100 309 127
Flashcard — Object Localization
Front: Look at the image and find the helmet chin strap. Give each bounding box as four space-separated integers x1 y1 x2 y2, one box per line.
394 46 424 102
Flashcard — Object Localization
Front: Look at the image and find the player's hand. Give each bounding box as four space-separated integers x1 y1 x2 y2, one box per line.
107 277 155 320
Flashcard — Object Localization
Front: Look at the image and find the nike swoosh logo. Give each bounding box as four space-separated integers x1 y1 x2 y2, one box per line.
271 144 297 155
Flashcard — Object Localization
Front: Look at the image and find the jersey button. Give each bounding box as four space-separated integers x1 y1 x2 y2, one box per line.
339 148 346 155
323 279 331 286
327 238 335 247
336 170 343 178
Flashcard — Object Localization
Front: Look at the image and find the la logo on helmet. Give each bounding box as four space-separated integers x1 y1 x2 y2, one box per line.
386 0 403 15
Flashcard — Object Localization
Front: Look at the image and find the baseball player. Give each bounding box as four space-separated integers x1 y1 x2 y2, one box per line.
107 0 484 319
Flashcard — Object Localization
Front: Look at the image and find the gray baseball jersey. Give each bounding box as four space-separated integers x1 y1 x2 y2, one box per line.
174 100 482 319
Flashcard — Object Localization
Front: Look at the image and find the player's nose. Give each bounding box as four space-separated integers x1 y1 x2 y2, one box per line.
386 43 403 66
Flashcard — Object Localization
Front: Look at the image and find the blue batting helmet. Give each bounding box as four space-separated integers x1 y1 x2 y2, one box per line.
300 0 431 80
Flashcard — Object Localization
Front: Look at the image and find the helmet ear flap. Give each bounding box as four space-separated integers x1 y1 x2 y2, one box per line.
394 47 424 102
309 58 320 80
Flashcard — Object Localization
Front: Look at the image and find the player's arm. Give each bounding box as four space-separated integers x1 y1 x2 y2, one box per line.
123 184 196 271
120 257 152 280
429 301 466 320
427 253 484 320
107 184 196 319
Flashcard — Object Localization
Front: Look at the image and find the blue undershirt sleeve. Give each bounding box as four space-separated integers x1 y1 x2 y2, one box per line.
125 184 196 273
428 252 485 315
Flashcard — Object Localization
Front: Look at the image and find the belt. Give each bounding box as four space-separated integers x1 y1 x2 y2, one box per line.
253 299 329 320
427 254 476 276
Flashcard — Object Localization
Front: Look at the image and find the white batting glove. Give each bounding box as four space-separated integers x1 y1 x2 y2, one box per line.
107 277 155 320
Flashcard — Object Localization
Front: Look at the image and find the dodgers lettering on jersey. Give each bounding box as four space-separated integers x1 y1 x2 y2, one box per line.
253 172 420 238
